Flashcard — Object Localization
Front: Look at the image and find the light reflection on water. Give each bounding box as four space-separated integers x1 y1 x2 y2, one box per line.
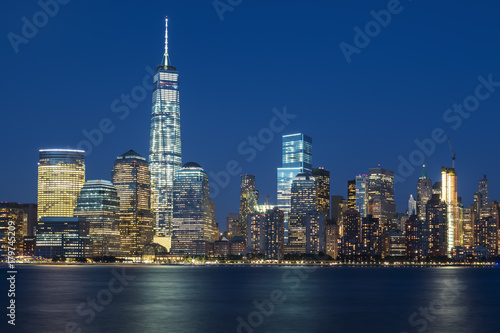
7 265 500 333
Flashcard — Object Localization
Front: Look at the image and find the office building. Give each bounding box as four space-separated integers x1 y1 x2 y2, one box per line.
312 167 330 218
426 194 448 257
416 165 432 221
277 133 312 239
246 205 284 260
37 149 85 220
74 180 121 257
355 175 368 218
347 179 356 210
478 175 489 207
112 150 154 257
239 174 258 239
408 194 417 216
36 217 91 258
367 167 396 229
171 162 212 255
149 17 182 235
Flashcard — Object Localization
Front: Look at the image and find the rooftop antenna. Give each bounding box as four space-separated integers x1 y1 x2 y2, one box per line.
164 16 169 66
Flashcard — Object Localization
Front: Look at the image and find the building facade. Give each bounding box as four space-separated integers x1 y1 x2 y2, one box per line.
149 17 182 236
367 167 396 229
74 180 121 257
171 162 212 255
417 165 432 221
112 150 154 257
37 149 85 220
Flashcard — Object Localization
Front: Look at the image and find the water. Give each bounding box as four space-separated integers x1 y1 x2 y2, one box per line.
2 265 499 333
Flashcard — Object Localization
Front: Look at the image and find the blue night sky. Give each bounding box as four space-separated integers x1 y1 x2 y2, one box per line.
1 0 500 226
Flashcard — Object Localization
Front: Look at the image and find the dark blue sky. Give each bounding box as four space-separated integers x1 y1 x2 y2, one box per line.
1 0 500 226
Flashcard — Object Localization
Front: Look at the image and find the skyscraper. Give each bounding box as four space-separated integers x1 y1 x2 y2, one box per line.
367 167 396 229
355 175 368 218
312 167 330 218
347 179 356 210
277 133 312 239
442 167 460 254
246 205 284 260
149 17 182 236
240 174 258 240
416 165 432 221
112 150 154 257
478 175 489 207
288 173 324 254
408 194 416 216
171 162 212 255
37 149 85 220
426 194 448 257
74 180 121 257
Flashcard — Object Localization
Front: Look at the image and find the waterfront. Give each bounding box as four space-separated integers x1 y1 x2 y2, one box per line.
3 266 499 333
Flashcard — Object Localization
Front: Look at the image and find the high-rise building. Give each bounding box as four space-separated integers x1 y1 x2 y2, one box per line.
325 221 339 259
359 215 379 256
0 203 25 257
441 167 460 254
474 217 498 257
209 199 219 242
347 179 356 210
171 162 212 255
246 205 284 260
112 150 154 257
149 17 182 236
416 165 432 221
426 194 448 257
478 175 489 207
312 167 330 218
330 195 346 224
21 203 37 237
408 194 417 216
277 133 312 239
340 209 361 256
240 174 258 240
432 181 442 198
37 149 85 220
367 167 396 229
288 173 324 254
405 215 429 259
463 205 474 249
36 217 91 258
74 180 121 257
355 175 368 218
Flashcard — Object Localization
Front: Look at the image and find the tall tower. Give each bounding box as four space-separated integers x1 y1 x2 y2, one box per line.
240 174 258 240
37 149 85 220
347 179 356 210
441 167 460 254
277 133 312 240
355 175 368 218
416 165 432 221
171 162 212 255
149 16 182 236
312 167 330 218
112 150 154 257
367 167 396 229
478 175 489 207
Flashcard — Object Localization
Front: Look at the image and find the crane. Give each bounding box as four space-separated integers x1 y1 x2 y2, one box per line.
446 135 456 169
258 192 271 205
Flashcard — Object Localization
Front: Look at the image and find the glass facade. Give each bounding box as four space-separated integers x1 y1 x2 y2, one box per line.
37 149 85 220
478 175 489 207
36 217 91 258
171 162 211 255
277 133 312 240
355 175 368 218
417 166 432 222
112 150 154 257
312 168 330 218
367 167 396 229
149 64 182 236
441 167 460 254
74 180 121 257
239 174 258 240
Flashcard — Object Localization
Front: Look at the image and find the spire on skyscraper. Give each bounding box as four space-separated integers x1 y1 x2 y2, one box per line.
419 165 428 179
164 15 169 66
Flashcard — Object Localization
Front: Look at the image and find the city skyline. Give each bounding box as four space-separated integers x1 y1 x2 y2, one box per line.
2 1 500 227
